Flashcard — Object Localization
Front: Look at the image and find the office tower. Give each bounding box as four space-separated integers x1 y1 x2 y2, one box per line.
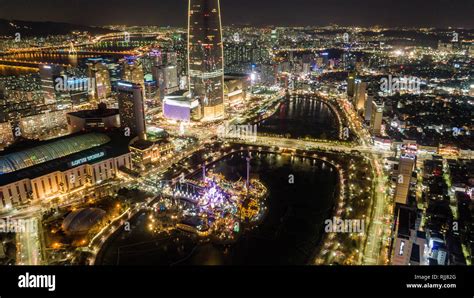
390 204 424 265
188 0 225 120
394 154 416 205
117 81 146 140
142 50 161 74
67 77 91 106
144 80 159 101
87 60 111 102
150 51 179 100
364 88 374 122
347 71 356 97
370 100 384 135
152 65 180 99
342 52 356 71
123 57 145 91
353 81 367 111
39 64 62 104
162 51 178 66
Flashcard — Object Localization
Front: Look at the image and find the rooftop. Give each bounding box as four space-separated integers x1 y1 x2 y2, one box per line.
0 132 131 186
68 104 119 119
0 133 111 175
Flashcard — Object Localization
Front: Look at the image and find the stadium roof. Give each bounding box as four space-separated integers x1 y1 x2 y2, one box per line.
0 133 110 175
62 208 106 234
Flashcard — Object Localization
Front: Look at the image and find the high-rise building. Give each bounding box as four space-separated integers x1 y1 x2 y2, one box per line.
67 77 91 106
342 52 356 71
347 71 356 97
39 64 62 104
162 51 178 66
188 0 225 120
390 204 424 265
117 81 146 140
370 100 384 135
394 154 416 205
144 80 159 102
152 65 179 99
123 57 145 91
142 50 162 74
87 59 111 102
364 87 375 122
150 51 180 100
353 81 366 111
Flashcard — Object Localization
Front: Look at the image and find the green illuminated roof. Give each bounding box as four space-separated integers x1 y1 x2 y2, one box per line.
0 133 110 175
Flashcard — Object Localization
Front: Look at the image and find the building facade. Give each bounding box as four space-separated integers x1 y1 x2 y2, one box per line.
117 81 147 140
0 133 132 211
188 0 225 120
87 60 112 101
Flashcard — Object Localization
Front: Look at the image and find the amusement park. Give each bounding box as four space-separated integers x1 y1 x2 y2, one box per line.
151 156 268 243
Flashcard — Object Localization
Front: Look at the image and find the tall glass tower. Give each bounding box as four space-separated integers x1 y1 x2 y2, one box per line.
188 0 225 120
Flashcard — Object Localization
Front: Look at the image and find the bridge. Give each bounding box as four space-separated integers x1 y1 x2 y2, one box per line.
0 58 69 68
1 32 165 55
233 135 393 157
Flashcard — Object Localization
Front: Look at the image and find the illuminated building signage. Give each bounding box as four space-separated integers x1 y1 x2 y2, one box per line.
69 151 106 167
118 82 133 88
399 240 405 256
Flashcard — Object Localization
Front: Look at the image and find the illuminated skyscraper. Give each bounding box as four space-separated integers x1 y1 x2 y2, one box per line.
123 57 145 91
394 154 416 205
152 51 180 99
39 64 62 104
87 59 111 102
364 87 375 122
353 81 366 111
188 0 225 120
117 81 146 140
370 100 384 136
347 71 356 97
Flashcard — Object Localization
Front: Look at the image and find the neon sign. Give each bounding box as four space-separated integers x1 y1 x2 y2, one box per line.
69 151 105 167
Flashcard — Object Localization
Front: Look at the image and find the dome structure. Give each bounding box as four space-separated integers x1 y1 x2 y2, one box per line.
62 208 106 235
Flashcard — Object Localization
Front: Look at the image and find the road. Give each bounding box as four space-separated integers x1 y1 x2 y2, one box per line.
238 135 392 157
16 217 42 265
362 157 388 265
333 95 392 265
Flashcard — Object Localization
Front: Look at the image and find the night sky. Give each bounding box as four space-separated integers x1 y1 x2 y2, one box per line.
0 0 472 28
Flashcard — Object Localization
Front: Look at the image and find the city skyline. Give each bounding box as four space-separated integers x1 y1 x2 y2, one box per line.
0 0 472 296
188 0 225 120
0 0 473 28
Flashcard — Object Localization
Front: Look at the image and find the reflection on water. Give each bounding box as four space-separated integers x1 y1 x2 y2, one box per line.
0 51 128 76
258 97 339 140
97 152 338 265
2 53 105 66
0 65 37 76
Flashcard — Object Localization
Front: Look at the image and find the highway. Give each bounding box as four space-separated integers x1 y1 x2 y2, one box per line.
334 95 392 265
16 217 42 265
238 135 392 157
